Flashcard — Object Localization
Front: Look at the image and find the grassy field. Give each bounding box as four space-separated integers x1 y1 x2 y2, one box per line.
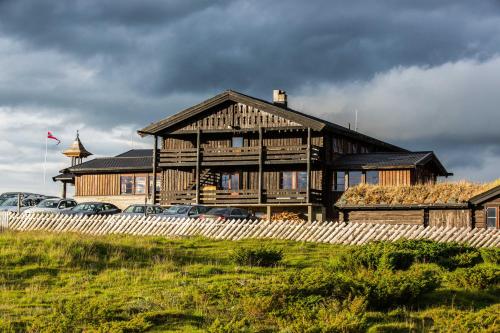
0 232 498 332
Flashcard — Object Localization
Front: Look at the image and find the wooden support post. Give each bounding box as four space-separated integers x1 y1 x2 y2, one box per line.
62 182 67 199
344 172 349 190
258 127 263 204
17 193 21 214
306 128 311 203
152 135 158 204
266 205 272 222
307 205 313 223
195 129 201 204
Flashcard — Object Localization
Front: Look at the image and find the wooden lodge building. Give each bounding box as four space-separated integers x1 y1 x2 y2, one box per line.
55 90 452 221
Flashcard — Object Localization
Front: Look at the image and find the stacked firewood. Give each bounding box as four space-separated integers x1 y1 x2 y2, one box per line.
271 211 305 223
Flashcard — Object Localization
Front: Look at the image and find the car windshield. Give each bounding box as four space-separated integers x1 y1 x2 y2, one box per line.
206 208 228 215
124 206 145 213
164 206 189 214
37 199 60 208
72 203 100 212
0 197 18 206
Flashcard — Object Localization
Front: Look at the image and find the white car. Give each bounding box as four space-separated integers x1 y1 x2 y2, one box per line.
22 198 77 214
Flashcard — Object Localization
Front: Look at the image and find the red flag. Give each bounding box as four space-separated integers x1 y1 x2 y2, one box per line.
47 131 60 145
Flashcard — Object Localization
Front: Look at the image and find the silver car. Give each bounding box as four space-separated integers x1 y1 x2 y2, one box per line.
23 198 77 215
0 197 33 212
119 204 164 216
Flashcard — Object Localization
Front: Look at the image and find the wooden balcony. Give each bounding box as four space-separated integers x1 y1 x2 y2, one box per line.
158 145 322 167
158 189 322 206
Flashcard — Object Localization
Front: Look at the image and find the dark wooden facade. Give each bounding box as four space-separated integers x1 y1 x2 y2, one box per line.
337 184 500 229
470 186 500 229
138 90 450 220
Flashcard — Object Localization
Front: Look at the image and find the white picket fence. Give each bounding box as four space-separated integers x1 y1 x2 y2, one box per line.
0 212 8 232
0 212 498 247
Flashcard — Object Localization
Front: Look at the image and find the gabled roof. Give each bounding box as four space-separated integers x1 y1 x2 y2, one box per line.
333 151 451 176
115 149 153 158
138 90 406 152
62 149 152 174
469 184 500 205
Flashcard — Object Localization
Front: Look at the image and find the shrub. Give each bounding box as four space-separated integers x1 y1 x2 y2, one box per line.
379 250 415 271
283 267 363 300
446 264 500 290
363 264 442 309
276 297 368 333
232 246 283 267
388 240 481 270
418 304 500 332
481 248 500 265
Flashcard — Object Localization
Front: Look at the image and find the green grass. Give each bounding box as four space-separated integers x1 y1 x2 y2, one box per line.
0 232 498 332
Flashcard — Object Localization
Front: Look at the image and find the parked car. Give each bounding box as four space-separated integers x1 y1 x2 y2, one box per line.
162 205 209 219
23 198 77 214
120 204 163 216
0 196 46 212
62 202 121 216
0 192 35 200
200 207 253 221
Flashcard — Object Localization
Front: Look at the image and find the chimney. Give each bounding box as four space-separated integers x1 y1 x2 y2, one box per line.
273 89 287 107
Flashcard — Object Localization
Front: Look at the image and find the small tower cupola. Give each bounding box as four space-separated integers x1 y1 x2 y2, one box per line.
63 131 92 166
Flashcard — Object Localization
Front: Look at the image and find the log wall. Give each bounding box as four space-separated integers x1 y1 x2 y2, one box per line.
75 174 120 196
428 209 472 228
345 210 425 225
379 170 412 186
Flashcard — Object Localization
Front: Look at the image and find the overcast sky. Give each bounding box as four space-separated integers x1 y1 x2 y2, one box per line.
1 0 499 196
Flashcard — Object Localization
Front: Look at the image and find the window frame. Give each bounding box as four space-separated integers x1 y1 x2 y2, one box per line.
486 207 498 229
220 172 240 191
280 171 307 191
231 136 244 148
365 170 379 185
348 171 363 188
334 171 346 192
120 173 153 196
120 175 135 195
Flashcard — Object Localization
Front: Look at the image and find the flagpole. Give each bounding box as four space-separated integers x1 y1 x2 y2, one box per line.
43 131 47 185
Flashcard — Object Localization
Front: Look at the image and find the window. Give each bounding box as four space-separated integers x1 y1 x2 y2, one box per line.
135 176 146 194
297 172 307 190
486 207 497 229
335 171 345 191
148 175 161 193
120 176 134 194
121 174 152 195
280 171 307 190
232 137 244 147
221 172 240 190
281 172 294 190
366 171 379 185
349 171 362 187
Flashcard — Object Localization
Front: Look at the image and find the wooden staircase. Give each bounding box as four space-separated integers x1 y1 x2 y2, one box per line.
186 169 219 190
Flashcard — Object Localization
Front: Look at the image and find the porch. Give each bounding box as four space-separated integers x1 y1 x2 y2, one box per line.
157 188 323 206
158 145 322 167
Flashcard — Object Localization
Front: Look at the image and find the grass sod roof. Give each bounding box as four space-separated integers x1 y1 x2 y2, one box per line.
337 179 500 206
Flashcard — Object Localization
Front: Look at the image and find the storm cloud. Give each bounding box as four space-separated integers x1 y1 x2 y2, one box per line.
0 0 499 194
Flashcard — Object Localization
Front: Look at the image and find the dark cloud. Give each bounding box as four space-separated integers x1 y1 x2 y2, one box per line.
1 0 500 96
0 0 499 194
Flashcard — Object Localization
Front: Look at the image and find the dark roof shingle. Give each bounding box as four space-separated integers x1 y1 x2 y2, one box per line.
333 152 450 176
63 150 153 173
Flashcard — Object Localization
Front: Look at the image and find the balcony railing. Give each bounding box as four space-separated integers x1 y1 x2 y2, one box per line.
158 189 322 205
158 145 322 167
